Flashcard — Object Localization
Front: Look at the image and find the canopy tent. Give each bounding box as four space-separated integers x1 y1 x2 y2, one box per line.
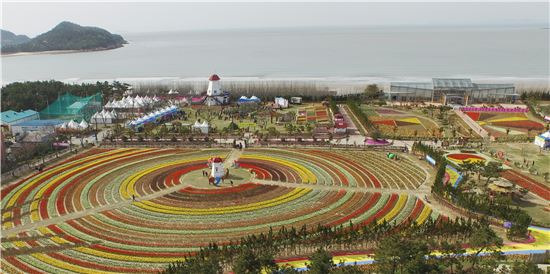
105 95 158 110
91 109 118 124
274 97 289 108
127 105 179 128
237 96 261 104
534 130 550 149
192 120 209 134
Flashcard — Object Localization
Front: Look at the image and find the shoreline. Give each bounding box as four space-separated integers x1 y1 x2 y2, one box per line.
2 75 548 93
1 45 124 57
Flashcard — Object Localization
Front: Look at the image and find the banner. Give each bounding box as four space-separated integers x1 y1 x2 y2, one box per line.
425 155 436 165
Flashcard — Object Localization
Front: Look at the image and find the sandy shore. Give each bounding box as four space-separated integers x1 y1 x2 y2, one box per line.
1 46 124 57
2 50 86 57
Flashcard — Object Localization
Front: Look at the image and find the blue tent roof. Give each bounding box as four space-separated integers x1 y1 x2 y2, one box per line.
1 110 39 124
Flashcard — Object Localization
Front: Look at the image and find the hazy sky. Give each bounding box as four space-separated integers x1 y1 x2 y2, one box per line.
2 2 549 37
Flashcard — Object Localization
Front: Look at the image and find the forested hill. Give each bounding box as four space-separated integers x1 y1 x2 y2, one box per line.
1 21 127 54
1 80 129 112
1 30 31 47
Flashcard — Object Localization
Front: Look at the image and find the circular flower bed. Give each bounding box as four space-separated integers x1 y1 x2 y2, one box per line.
1 148 437 273
446 153 485 164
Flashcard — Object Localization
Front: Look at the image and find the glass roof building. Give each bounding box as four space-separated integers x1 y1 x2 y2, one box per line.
387 78 517 105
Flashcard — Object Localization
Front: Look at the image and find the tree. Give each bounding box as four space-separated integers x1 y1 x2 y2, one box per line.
369 129 382 141
307 248 334 274
439 241 465 273
364 84 382 100
162 256 222 274
509 260 543 274
468 222 503 272
374 234 435 274
232 247 261 274
481 161 503 185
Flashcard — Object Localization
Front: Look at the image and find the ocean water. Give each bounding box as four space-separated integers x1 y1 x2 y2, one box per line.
1 26 549 85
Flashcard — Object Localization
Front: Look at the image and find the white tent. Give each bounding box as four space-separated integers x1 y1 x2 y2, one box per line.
79 120 89 129
193 120 209 134
57 122 67 130
67 120 80 129
275 97 289 108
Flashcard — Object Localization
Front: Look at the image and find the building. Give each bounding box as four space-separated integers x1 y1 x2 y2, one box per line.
1 110 40 132
333 113 347 134
209 157 224 178
204 74 230 106
386 78 517 105
11 119 64 136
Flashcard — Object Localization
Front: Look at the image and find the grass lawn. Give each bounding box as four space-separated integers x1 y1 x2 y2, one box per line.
152 104 327 135
487 142 550 185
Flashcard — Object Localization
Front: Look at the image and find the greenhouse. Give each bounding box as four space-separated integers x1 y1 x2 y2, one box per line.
386 78 517 105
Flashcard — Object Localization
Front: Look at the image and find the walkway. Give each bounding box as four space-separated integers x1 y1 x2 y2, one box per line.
252 179 428 195
2 179 196 236
338 104 365 136
224 149 243 169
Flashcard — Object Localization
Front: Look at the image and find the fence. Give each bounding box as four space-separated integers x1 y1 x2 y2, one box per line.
459 107 528 113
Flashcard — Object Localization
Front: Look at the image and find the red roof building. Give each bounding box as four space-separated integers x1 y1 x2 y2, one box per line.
334 121 347 129
209 74 220 81
209 157 223 163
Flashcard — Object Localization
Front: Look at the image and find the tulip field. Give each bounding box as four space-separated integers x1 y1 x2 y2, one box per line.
1 148 439 273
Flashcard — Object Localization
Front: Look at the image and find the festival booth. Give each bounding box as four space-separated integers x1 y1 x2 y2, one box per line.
237 96 261 105
127 105 179 129
534 130 550 149
274 97 289 108
56 119 90 132
91 109 118 125
105 95 158 110
192 121 209 134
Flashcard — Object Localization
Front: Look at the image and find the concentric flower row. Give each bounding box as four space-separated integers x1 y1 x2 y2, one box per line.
2 186 439 273
237 149 427 189
1 148 437 273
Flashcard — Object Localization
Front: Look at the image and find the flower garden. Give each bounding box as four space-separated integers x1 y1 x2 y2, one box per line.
463 110 545 137
295 105 330 125
446 153 486 165
0 148 439 273
365 107 441 138
238 149 427 189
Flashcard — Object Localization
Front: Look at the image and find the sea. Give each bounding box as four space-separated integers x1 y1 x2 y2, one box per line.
2 26 549 90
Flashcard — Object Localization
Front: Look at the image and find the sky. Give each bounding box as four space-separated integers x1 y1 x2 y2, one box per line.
2 2 549 37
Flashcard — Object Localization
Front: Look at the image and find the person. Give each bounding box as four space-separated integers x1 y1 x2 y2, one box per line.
132 194 135 201
230 180 234 186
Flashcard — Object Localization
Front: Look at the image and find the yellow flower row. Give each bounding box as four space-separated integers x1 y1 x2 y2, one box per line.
119 156 214 199
240 154 317 183
136 188 311 215
6 149 140 210
377 194 407 224
416 205 433 225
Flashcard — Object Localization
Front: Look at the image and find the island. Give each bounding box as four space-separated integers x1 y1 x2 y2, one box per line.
1 21 127 55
